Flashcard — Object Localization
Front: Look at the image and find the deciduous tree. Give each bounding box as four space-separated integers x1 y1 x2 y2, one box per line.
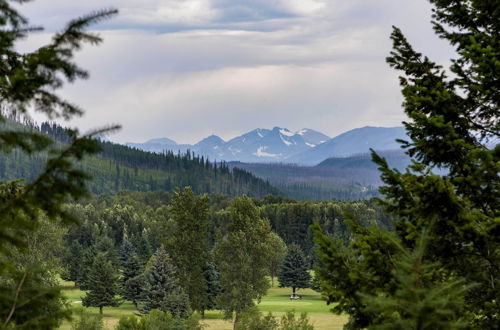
167 187 210 315
214 196 273 328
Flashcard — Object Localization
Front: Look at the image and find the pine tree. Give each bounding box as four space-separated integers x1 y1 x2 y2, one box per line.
167 187 210 315
82 253 121 314
278 245 311 296
214 196 273 328
313 0 499 328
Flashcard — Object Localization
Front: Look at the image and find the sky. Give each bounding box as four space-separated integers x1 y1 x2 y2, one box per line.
17 0 455 144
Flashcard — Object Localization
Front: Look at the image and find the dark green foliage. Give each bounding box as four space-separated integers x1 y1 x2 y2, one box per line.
313 221 410 329
278 245 311 295
167 188 210 314
82 253 121 314
121 252 143 309
140 246 190 317
358 233 470 330
77 246 97 290
201 261 222 313
123 275 144 310
119 239 136 266
159 287 192 319
314 1 499 328
214 196 273 325
260 199 393 257
61 241 85 282
0 1 117 328
115 310 203 330
379 1 498 327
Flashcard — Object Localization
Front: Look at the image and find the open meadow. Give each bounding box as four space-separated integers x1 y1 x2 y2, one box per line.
59 280 347 330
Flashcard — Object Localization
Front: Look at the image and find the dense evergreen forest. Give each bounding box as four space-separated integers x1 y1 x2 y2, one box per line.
229 150 413 200
0 119 279 198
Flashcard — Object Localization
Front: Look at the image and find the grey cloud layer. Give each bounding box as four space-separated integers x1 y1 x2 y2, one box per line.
19 1 452 144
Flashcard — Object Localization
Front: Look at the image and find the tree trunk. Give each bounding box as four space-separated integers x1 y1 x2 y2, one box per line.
99 306 103 314
293 287 296 295
201 309 205 319
271 275 274 287
233 312 240 330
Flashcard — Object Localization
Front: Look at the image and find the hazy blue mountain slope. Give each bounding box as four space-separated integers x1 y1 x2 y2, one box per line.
287 126 407 165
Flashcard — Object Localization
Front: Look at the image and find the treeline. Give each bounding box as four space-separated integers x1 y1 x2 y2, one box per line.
0 120 280 198
64 190 392 262
229 162 384 200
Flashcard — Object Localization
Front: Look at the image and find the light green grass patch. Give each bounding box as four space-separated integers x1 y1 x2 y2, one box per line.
60 281 346 329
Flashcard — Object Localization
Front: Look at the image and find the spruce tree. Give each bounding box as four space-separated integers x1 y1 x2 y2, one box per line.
201 261 222 313
82 253 121 314
140 246 190 317
278 245 311 296
119 239 136 266
121 253 143 308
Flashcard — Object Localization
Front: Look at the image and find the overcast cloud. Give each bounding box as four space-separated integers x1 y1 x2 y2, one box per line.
17 0 455 144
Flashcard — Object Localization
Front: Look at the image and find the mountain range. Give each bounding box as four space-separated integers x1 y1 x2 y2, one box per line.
126 126 407 165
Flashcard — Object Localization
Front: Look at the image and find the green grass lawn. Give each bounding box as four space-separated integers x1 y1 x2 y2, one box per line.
60 281 346 329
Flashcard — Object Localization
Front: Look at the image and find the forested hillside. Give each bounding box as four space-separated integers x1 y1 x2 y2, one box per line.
0 120 279 198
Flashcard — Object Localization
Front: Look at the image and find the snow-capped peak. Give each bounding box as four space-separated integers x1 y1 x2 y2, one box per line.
279 128 295 137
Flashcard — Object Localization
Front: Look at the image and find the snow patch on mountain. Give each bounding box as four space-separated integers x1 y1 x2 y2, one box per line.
254 146 279 158
297 129 308 136
280 135 293 146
